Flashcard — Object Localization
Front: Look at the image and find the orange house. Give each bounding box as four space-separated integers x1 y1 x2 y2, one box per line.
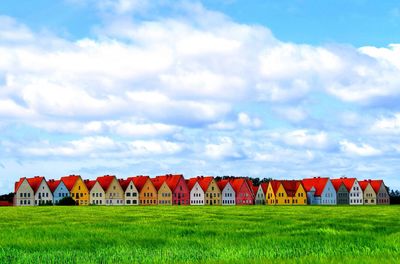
132 176 157 206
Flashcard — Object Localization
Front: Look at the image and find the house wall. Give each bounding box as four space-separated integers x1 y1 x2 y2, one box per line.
320 180 336 205
266 184 276 205
53 182 70 204
125 181 139 205
293 185 307 205
35 180 53 205
349 181 363 205
205 179 221 205
377 184 390 205
71 178 89 206
255 187 265 205
90 182 105 205
15 180 35 206
190 182 204 205
139 179 157 205
105 178 124 206
157 182 172 205
172 177 190 205
275 185 290 205
236 182 253 205
306 190 317 205
363 184 376 205
222 183 235 205
336 185 349 205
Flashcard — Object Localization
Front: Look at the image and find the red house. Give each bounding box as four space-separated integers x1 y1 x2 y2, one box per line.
230 178 254 205
155 174 190 205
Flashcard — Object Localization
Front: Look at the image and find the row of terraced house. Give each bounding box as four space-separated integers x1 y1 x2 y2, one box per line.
14 174 390 206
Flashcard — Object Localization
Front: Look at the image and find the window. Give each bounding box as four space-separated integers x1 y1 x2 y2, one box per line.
133 193 137 197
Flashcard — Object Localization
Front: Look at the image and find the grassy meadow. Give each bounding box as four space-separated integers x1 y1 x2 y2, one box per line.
0 206 399 264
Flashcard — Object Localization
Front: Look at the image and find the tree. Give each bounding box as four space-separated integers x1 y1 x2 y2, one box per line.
57 196 76 206
0 192 15 203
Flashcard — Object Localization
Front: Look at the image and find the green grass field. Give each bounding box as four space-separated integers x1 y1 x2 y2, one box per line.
0 206 399 264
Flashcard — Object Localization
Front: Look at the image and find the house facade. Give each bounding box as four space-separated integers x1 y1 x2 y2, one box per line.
188 179 205 205
331 179 349 205
61 175 89 206
14 177 35 206
339 178 363 205
197 177 221 205
165 175 190 205
86 180 105 205
254 183 267 205
48 180 70 204
218 180 235 205
281 180 307 205
119 178 139 205
152 177 172 205
230 178 253 205
266 181 280 205
28 176 53 205
97 175 124 206
359 180 377 205
302 177 336 205
370 180 390 205
133 176 157 205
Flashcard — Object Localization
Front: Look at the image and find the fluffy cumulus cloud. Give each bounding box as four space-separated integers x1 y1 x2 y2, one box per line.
1 0 400 192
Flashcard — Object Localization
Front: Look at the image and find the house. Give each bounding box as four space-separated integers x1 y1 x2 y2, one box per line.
246 179 256 204
14 177 34 206
254 183 267 205
26 176 53 206
369 180 390 205
230 178 253 205
217 179 235 205
187 178 204 205
119 178 139 205
151 176 172 205
266 180 291 205
358 180 376 205
266 180 279 205
61 175 89 205
335 177 363 205
132 176 157 205
280 180 307 205
165 174 190 205
302 177 336 205
331 179 349 205
197 176 222 205
47 179 70 204
97 175 124 205
85 180 105 205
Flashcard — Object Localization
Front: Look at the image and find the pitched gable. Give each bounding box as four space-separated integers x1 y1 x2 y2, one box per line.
131 176 150 192
96 175 116 192
302 177 329 196
196 176 214 192
61 175 81 191
15 177 27 193
27 176 45 193
47 180 61 193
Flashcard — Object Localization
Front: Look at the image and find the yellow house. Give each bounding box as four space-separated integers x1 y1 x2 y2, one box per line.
197 177 221 205
266 181 281 205
61 175 89 206
281 180 307 205
152 177 172 205
359 180 377 205
132 176 157 205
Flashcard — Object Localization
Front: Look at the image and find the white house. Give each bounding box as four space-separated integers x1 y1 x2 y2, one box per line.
119 178 139 205
30 176 53 205
341 178 363 205
14 177 35 206
255 183 267 205
86 180 105 205
187 179 205 205
218 180 235 205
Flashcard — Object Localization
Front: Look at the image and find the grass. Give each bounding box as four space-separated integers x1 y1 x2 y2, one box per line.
0 206 399 263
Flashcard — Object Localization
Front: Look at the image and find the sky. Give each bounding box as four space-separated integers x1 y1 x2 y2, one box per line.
1 0 400 194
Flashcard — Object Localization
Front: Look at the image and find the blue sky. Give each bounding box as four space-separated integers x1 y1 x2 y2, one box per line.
1 0 400 193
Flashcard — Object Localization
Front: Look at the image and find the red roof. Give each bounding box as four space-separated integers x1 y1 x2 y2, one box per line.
131 176 151 192
246 179 255 196
369 180 384 194
358 180 370 191
230 178 246 193
27 176 45 193
96 175 116 192
151 176 168 191
217 179 230 191
47 179 61 193
15 177 26 193
196 176 215 192
268 180 282 195
331 179 345 192
341 178 357 192
61 175 82 191
186 178 199 191
252 186 259 195
84 180 97 191
260 183 268 194
281 180 302 198
302 177 330 196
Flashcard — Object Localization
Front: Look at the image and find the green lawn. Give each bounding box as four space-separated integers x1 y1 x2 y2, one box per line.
0 206 399 264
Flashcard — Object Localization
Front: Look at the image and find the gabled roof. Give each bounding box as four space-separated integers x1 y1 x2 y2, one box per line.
246 179 255 196
151 176 169 191
196 176 215 192
131 176 151 192
268 180 282 195
15 177 27 193
154 174 185 192
340 178 357 192
369 180 384 194
27 176 45 193
281 180 302 198
358 180 371 192
61 175 82 191
47 180 62 193
217 179 230 191
260 183 268 194
331 179 346 192
230 178 247 193
96 175 117 192
84 180 97 191
252 186 259 195
186 178 199 191
302 177 330 196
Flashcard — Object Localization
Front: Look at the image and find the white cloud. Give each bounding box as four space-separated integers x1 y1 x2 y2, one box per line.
237 112 262 128
275 130 331 150
370 113 400 134
205 137 243 160
339 140 382 157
